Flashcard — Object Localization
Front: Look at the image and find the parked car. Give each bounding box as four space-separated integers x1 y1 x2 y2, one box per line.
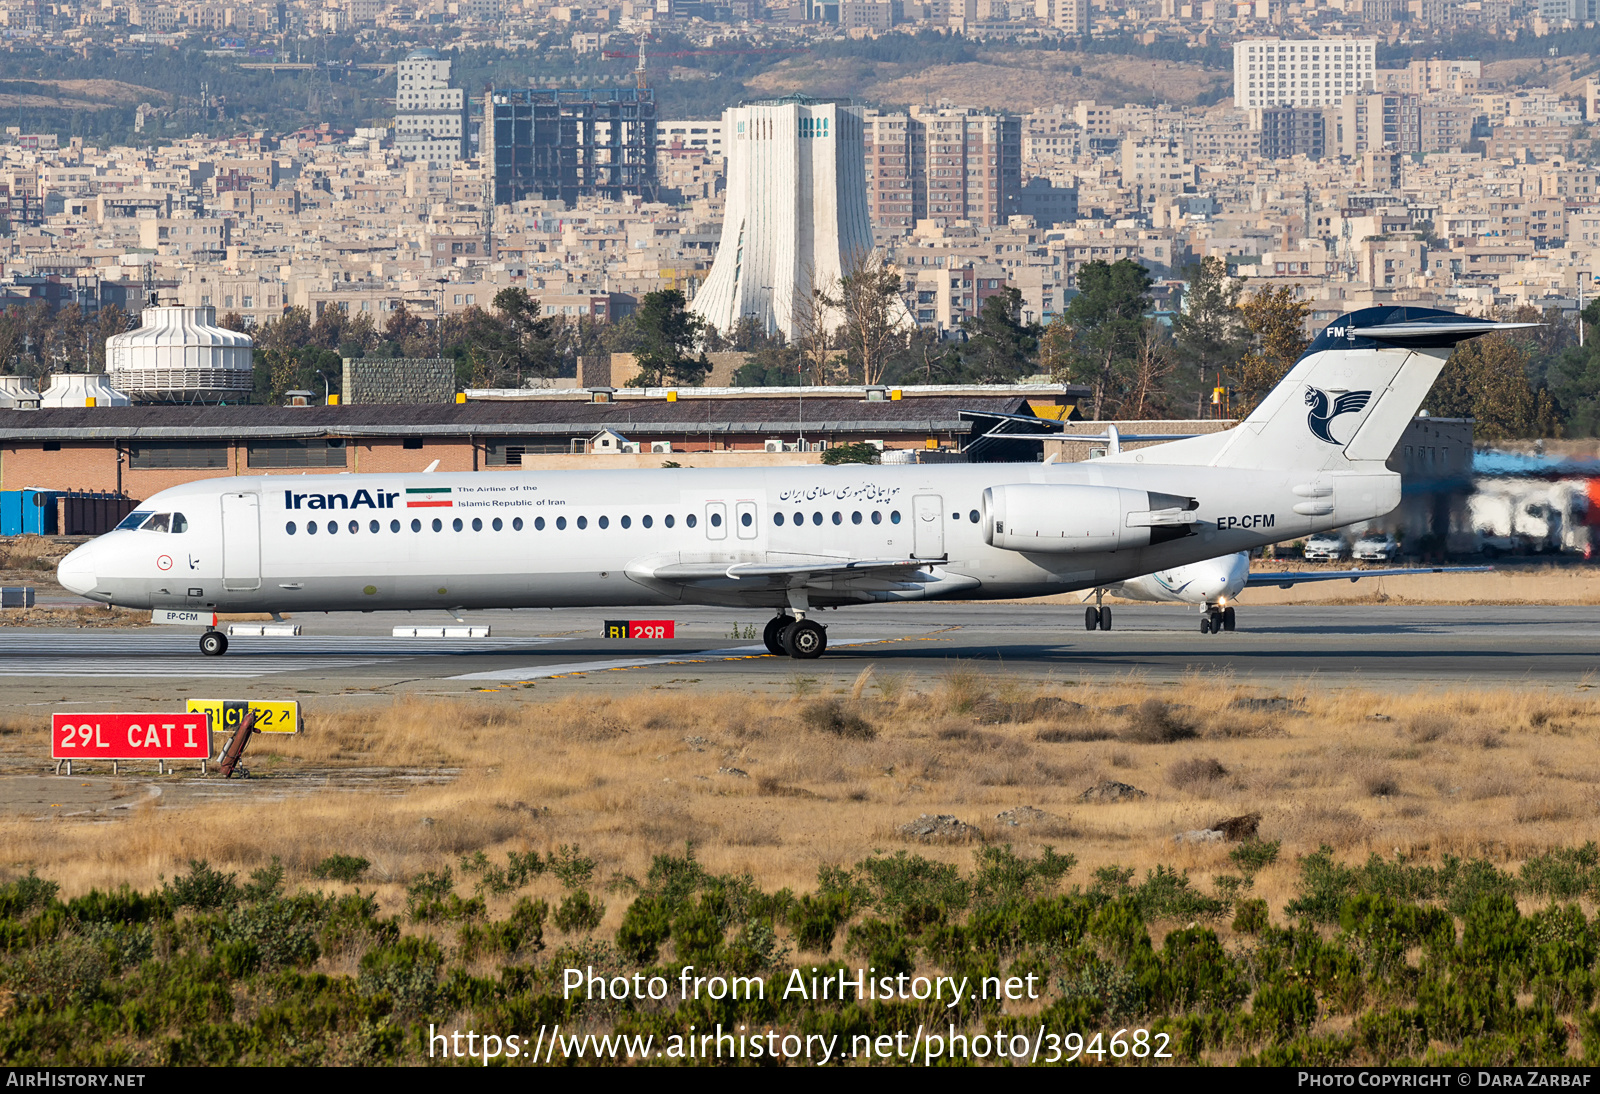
1302 533 1348 561
1353 533 1399 562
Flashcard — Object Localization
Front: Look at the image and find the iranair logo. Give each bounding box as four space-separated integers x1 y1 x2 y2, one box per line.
405 486 453 509
1305 386 1372 445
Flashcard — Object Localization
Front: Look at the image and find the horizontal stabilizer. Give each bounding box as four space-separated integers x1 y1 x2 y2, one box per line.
1247 565 1492 590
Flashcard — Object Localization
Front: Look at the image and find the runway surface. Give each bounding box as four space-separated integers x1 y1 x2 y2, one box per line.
0 603 1596 705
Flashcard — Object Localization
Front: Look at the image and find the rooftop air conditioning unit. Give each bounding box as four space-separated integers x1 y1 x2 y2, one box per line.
651 441 672 453
764 439 783 453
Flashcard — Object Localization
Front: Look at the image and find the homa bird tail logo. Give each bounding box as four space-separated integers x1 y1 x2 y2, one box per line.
1305 386 1372 445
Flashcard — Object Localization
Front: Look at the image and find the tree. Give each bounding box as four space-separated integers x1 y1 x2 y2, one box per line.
1121 322 1177 421
792 267 842 385
1054 259 1154 418
820 441 881 465
958 287 1040 383
1429 333 1559 441
626 289 711 387
1172 256 1246 383
834 253 909 386
1231 287 1311 416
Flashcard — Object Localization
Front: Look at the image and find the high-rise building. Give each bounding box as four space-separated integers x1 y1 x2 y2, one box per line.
1259 106 1325 160
691 98 875 342
484 88 657 207
1036 0 1090 34
862 106 1020 232
394 49 467 165
1234 38 1376 111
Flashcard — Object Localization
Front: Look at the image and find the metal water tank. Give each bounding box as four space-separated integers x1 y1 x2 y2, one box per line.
106 305 253 403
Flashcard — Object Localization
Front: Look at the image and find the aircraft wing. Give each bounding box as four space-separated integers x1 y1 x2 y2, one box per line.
1247 565 1492 590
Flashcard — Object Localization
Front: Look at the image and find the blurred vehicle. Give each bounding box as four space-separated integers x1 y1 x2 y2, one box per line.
1302 533 1348 561
1353 533 1399 561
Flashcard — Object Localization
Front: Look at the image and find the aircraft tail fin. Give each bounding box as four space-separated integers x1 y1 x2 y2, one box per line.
1120 307 1535 472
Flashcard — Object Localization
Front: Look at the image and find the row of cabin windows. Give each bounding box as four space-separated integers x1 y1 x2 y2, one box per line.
284 510 911 536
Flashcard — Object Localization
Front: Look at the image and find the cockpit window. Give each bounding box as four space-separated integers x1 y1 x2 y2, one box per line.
170 513 188 533
117 510 151 531
140 513 171 533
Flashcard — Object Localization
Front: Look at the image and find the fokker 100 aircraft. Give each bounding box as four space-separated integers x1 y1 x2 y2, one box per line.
1082 552 1492 634
56 306 1529 659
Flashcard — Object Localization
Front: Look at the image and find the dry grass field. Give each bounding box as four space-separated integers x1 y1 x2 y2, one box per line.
5 672 1597 931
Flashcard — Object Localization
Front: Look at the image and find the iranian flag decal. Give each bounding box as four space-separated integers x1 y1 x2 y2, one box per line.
406 487 453 508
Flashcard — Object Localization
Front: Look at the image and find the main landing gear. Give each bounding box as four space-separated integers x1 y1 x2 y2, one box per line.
764 612 827 659
199 629 229 657
1199 606 1236 635
1084 588 1112 631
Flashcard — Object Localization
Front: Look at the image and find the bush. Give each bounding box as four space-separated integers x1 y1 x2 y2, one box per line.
615 895 673 964
165 861 240 910
553 890 605 934
0 872 59 919
969 845 1076 910
313 855 370 884
550 846 597 890
1233 898 1269 934
1167 757 1227 789
853 852 968 917
799 699 876 740
1229 840 1281 875
1121 700 1196 743
788 892 851 954
358 936 442 1015
820 441 881 466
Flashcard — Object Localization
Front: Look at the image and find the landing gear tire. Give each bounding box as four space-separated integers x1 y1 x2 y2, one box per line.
1206 610 1224 635
1222 606 1236 632
1085 606 1100 631
783 619 827 659
199 631 228 657
763 615 789 656
1199 616 1212 635
1099 606 1113 631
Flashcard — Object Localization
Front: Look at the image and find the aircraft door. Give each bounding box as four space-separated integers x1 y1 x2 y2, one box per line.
220 492 261 592
705 501 728 541
735 501 758 540
912 494 945 559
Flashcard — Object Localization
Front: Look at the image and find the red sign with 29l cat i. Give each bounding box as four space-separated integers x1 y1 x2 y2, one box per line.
52 713 212 760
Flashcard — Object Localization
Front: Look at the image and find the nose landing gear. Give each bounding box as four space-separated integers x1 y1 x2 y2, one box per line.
199 629 228 657
1199 606 1236 635
1084 589 1112 631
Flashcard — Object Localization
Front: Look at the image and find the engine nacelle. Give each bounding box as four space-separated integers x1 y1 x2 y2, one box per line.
982 484 1198 554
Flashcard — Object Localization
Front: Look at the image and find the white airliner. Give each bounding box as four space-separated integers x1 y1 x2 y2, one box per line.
1083 552 1491 634
56 306 1530 658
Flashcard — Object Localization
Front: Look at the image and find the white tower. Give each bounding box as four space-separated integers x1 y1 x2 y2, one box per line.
691 97 875 342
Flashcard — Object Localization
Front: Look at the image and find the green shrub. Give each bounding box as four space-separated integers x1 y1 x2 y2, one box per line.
853 851 968 916
1160 926 1246 1011
165 860 240 910
1252 981 1318 1040
1229 840 1281 874
0 872 59 919
819 441 881 466
550 846 597 890
358 936 442 1015
616 895 673 964
1357 1006 1428 1060
1520 843 1600 900
1232 898 1269 934
67 884 168 925
846 918 915 976
312 855 370 884
553 890 605 934
788 892 851 954
1131 865 1227 921
969 845 1076 910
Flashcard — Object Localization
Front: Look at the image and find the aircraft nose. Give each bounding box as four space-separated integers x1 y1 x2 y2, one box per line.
57 542 99 597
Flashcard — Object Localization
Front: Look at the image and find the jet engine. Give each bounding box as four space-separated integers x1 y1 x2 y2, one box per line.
982 484 1198 554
